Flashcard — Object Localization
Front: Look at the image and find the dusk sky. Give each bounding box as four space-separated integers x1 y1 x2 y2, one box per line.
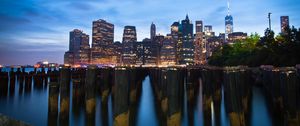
0 0 299 65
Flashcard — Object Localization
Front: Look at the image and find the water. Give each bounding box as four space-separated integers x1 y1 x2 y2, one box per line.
0 68 274 126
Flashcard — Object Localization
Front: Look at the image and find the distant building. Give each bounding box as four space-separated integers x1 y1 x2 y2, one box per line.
122 26 137 65
206 35 223 58
64 29 90 65
194 32 207 65
91 19 115 64
160 35 176 65
195 20 203 33
150 23 156 40
227 32 247 43
280 16 289 34
179 15 194 65
204 25 215 37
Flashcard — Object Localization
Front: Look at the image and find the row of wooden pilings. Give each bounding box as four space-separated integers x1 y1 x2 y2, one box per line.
0 67 59 97
261 65 300 126
47 66 149 126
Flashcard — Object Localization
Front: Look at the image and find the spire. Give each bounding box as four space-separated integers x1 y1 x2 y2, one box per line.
185 14 189 20
227 0 230 15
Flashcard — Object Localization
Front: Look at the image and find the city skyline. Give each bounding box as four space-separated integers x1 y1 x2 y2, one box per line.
1 0 300 65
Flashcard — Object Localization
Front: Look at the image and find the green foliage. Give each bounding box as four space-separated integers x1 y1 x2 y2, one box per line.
209 27 300 67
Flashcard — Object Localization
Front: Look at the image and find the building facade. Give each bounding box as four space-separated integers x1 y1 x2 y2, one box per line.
179 15 194 65
280 16 289 34
194 32 207 65
91 19 115 64
160 35 176 65
64 29 90 65
122 26 137 65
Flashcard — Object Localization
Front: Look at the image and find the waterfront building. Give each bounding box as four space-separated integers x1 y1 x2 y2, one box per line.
64 29 90 65
160 35 176 65
178 15 194 65
91 19 115 64
122 26 137 65
194 32 207 65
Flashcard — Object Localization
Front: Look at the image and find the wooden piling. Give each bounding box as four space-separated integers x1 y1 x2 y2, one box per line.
85 65 97 126
48 82 59 126
114 67 129 126
58 67 71 126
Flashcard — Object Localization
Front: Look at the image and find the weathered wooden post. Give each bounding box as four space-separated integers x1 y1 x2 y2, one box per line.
166 67 181 126
114 67 129 126
58 66 71 126
280 68 300 125
85 65 97 126
48 82 59 126
9 68 16 96
0 71 9 97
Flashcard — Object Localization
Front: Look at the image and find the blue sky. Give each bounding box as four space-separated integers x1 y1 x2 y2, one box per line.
0 0 300 65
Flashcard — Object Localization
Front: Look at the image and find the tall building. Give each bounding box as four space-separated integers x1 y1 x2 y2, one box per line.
64 29 90 65
179 14 194 65
225 1 234 40
195 20 203 33
171 22 180 64
160 35 176 65
91 19 115 64
150 22 156 40
280 16 289 34
122 26 137 65
194 32 206 65
92 19 114 48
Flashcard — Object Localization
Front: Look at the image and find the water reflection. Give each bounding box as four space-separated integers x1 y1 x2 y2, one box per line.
0 67 297 126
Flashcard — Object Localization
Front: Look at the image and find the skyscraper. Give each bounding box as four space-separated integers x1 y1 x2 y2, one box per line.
91 19 115 64
171 22 180 64
160 35 176 65
64 29 90 65
225 0 233 40
179 14 194 65
122 26 137 65
150 22 156 40
92 19 114 48
194 32 206 65
195 20 203 33
280 16 289 33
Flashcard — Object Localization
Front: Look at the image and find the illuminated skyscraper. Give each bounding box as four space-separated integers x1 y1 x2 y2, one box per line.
160 35 176 65
171 22 180 64
150 22 156 40
179 14 194 65
195 20 203 33
122 26 137 65
225 0 233 40
91 19 115 64
64 29 90 65
280 16 289 34
92 19 114 48
194 32 206 65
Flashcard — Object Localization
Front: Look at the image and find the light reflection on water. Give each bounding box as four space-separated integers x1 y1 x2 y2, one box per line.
0 68 273 126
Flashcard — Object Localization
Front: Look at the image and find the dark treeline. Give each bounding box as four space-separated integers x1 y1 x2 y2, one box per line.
209 26 300 67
